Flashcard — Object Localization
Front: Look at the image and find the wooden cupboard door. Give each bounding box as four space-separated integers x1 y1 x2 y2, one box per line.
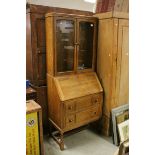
26 13 33 81
31 14 46 86
97 19 118 116
55 18 76 74
77 19 97 71
116 19 129 106
36 18 46 84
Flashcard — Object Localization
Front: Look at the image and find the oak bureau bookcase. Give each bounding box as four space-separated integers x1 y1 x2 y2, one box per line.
45 12 103 150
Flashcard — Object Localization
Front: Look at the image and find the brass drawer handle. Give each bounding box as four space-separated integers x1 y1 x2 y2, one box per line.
68 106 73 110
94 99 98 103
69 119 73 123
92 98 99 104
91 111 97 117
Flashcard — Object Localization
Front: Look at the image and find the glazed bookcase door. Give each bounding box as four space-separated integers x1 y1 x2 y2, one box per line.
77 19 96 72
55 17 76 75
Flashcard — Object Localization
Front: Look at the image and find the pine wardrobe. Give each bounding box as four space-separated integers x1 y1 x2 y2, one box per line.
95 12 129 136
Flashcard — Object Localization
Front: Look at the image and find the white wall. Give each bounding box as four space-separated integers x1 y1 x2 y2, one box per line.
26 0 96 12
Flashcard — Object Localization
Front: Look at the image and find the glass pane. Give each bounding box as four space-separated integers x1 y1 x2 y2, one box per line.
56 19 75 72
78 21 94 70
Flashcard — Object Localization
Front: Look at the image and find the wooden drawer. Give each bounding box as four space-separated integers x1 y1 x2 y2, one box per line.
65 105 101 129
77 94 102 111
91 93 102 105
65 115 76 129
65 100 76 113
64 93 102 114
76 105 100 124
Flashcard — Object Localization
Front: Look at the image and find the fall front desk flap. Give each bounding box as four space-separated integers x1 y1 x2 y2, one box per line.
53 72 103 101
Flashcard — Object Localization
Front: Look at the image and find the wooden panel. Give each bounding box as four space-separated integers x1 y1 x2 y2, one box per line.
76 96 93 111
38 106 44 155
94 11 129 19
101 114 111 136
113 11 129 19
47 74 62 128
94 0 129 19
30 85 48 130
114 0 124 12
26 87 37 101
94 12 113 19
26 13 33 81
121 0 129 12
110 19 119 110
114 0 129 12
26 12 47 86
36 18 46 48
97 18 118 116
26 100 41 114
36 18 46 83
45 16 55 76
95 0 116 13
95 0 129 14
54 72 103 101
27 4 93 16
30 13 47 86
115 19 129 107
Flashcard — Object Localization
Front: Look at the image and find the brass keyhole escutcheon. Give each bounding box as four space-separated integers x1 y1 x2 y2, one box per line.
68 106 72 110
95 99 98 103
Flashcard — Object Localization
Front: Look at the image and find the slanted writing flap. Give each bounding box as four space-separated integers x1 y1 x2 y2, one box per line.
54 72 103 101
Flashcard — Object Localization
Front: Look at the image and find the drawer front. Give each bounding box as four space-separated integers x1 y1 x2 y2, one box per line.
65 115 75 128
65 101 76 113
76 105 100 124
64 105 101 130
76 93 102 111
91 93 102 105
64 93 102 114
